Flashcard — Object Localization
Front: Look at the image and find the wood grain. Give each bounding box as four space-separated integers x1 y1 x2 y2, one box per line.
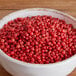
0 65 11 76
0 0 76 76
0 0 76 10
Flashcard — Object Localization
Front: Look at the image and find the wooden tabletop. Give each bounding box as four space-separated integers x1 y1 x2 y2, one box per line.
0 0 76 76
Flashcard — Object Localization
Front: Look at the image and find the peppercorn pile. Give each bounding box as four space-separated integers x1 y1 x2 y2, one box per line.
0 15 76 64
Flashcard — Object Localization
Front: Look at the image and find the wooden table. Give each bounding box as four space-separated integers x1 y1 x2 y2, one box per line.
0 0 76 76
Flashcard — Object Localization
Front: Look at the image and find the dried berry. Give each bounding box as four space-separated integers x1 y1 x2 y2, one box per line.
0 15 76 64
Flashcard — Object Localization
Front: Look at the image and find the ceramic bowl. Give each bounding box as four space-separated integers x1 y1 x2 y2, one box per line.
0 8 76 76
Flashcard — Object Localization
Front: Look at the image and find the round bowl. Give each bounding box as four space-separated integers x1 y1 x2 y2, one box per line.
0 8 76 76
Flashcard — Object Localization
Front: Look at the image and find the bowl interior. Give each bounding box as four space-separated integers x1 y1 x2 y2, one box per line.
0 8 76 66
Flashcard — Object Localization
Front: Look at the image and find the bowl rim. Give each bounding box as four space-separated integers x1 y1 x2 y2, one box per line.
0 8 76 67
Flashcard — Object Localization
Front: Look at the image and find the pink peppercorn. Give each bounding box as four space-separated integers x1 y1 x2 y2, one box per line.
0 15 76 64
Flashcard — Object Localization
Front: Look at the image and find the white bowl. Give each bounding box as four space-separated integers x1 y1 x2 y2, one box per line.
0 8 76 76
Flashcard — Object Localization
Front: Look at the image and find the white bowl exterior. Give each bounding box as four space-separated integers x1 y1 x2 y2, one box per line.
0 8 76 76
